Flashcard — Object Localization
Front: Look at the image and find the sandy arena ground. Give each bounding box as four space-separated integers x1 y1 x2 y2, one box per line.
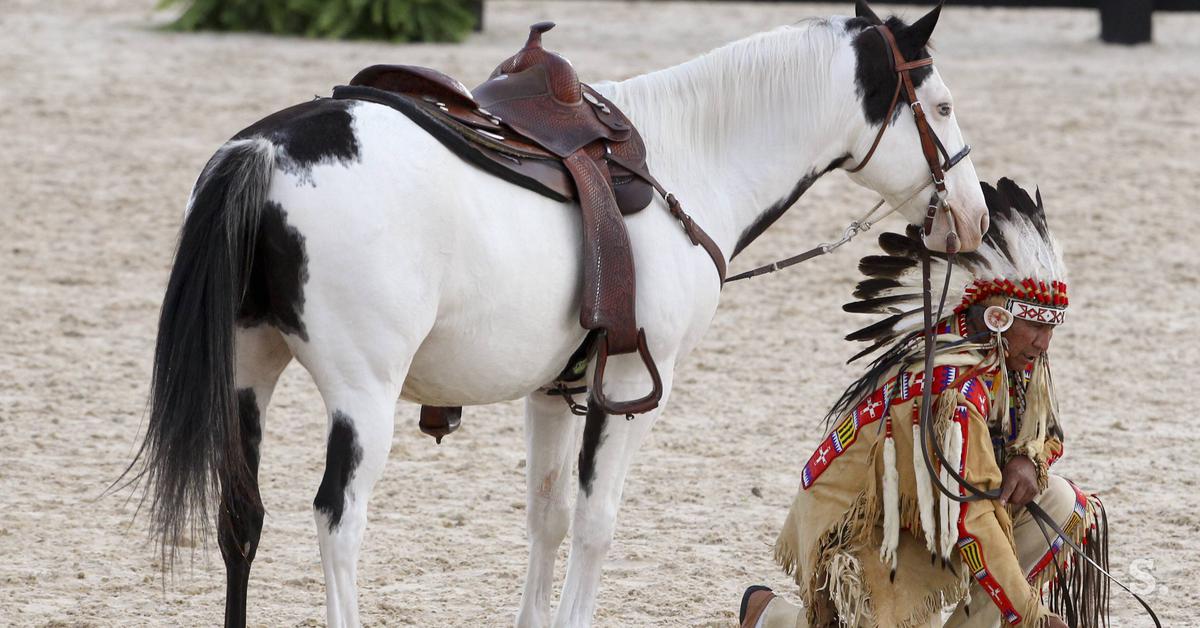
2 0 1198 625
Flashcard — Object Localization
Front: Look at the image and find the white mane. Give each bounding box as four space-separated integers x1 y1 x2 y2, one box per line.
605 18 854 166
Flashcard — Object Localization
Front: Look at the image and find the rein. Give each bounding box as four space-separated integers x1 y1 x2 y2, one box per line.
725 199 894 282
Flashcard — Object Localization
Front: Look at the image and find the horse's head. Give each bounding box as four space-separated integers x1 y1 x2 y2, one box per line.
842 1 987 254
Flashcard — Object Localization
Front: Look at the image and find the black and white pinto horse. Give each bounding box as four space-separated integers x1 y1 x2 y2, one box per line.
132 3 988 626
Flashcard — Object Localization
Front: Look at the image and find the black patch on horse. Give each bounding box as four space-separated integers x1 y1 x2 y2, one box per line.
237 201 310 341
314 411 362 531
578 402 607 496
849 17 934 126
734 156 848 258
234 98 359 182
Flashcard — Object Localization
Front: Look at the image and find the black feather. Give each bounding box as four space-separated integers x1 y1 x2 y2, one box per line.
853 277 902 300
999 177 1049 239
979 182 1015 265
847 336 895 363
859 255 918 279
845 313 904 342
844 307 922 343
878 230 923 259
956 249 987 268
843 293 922 314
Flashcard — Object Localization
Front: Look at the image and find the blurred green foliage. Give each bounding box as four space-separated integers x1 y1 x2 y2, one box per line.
157 0 478 42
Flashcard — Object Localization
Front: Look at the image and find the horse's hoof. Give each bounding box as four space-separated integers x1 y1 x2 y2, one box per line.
739 585 775 628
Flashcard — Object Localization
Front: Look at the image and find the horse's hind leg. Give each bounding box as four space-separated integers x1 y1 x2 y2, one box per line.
311 380 400 628
221 324 293 628
295 332 411 628
517 390 584 628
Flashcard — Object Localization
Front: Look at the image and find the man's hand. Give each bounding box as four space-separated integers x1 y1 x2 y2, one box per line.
999 455 1039 507
1046 615 1069 628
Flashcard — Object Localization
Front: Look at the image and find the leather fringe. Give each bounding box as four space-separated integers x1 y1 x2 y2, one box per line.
1045 495 1111 628
775 485 876 580
827 551 875 626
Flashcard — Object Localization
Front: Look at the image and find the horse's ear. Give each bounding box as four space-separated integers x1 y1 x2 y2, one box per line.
900 2 943 48
855 0 883 25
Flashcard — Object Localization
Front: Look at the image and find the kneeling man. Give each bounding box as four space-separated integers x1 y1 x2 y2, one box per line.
742 180 1108 628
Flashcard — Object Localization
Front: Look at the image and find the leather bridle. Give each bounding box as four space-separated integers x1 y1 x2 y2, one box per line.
725 24 973 285
847 25 972 254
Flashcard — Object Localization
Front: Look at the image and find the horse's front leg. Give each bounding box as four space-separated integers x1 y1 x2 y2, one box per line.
516 389 584 628
553 361 674 627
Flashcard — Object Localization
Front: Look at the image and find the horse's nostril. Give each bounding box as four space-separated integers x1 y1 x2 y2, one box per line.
980 213 990 235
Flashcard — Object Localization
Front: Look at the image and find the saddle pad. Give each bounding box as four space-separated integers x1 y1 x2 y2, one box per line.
333 84 574 203
330 85 653 214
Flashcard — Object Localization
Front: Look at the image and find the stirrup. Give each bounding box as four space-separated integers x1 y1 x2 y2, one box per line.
589 329 662 416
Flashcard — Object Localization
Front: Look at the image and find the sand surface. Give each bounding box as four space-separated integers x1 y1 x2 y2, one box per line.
2 0 1199 625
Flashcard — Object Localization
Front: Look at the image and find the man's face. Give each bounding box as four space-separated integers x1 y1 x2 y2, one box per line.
1003 318 1055 370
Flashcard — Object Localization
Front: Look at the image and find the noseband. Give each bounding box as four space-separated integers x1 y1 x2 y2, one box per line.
847 25 971 254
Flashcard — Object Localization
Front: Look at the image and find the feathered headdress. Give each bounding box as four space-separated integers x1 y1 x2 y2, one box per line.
826 178 1068 424
844 178 1068 361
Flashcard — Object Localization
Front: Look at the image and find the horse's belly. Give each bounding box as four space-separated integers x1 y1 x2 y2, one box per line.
401 321 585 406
401 175 588 406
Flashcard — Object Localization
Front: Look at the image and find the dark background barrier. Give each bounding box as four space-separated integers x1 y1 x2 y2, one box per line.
747 0 1192 9
470 1 1193 43
734 0 1188 44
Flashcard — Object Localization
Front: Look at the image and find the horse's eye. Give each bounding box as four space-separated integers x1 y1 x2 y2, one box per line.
938 103 952 117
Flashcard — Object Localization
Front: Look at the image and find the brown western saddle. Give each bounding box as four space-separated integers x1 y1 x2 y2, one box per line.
332 22 725 442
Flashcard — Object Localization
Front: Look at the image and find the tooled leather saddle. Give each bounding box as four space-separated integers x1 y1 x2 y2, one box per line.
331 22 725 442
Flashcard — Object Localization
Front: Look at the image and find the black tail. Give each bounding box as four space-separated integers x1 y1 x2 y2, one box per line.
124 138 276 567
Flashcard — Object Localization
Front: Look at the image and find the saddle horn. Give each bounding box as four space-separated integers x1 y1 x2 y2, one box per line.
525 20 555 48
